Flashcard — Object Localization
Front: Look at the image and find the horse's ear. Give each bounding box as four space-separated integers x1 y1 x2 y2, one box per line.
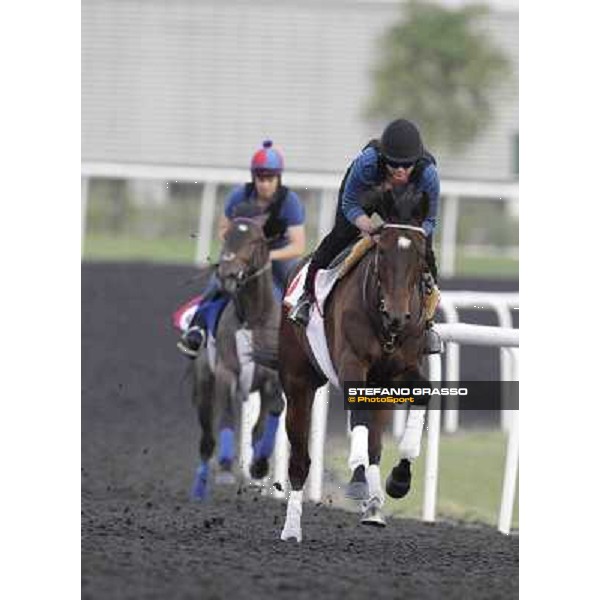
232 201 262 220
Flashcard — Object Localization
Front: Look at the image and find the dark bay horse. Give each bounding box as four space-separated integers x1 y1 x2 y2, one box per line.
191 217 284 499
279 187 433 541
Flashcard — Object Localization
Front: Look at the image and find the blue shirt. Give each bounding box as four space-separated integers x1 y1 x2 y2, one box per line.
224 185 305 249
341 147 440 237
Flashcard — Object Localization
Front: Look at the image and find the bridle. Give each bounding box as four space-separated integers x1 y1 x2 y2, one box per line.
217 220 274 325
368 223 428 353
219 251 272 289
218 219 272 291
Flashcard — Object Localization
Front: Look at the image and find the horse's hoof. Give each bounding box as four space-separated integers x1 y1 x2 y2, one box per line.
250 457 269 480
385 459 412 499
191 476 209 501
346 481 369 501
346 465 369 500
360 497 386 527
215 471 236 486
280 526 302 542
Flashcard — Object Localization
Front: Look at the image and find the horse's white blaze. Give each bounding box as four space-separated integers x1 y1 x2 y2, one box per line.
398 236 411 250
281 490 303 542
348 425 369 472
366 464 384 503
222 251 235 262
398 407 426 460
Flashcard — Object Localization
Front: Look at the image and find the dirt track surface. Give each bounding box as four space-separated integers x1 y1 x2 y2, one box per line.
82 262 518 600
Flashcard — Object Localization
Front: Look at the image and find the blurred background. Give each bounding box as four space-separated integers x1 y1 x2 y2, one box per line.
82 0 518 278
81 0 518 528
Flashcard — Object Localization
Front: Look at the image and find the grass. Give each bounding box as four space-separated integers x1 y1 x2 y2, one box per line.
83 234 219 264
83 234 518 278
455 252 519 279
326 429 518 529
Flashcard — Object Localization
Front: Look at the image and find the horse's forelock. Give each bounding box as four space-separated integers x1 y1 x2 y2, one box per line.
390 186 426 226
223 218 268 270
225 218 264 246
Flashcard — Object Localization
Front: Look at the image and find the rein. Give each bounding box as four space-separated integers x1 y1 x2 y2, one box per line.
237 261 272 287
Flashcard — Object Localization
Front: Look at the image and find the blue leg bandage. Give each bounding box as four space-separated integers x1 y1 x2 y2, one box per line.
218 427 235 464
191 461 210 500
255 414 280 460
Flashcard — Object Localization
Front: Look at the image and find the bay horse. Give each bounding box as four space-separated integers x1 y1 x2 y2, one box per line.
279 186 433 541
191 217 284 499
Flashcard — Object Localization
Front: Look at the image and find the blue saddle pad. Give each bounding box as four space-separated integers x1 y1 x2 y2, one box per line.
196 296 229 338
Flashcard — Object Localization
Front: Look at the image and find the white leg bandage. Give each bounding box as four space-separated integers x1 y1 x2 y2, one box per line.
281 490 304 542
348 425 369 473
366 464 384 504
398 407 426 460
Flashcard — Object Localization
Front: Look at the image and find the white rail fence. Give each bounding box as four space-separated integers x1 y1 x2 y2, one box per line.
242 322 519 535
424 323 519 535
434 291 518 433
81 162 518 277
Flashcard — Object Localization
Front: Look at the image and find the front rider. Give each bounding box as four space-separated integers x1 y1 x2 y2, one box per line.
288 118 442 353
178 140 306 358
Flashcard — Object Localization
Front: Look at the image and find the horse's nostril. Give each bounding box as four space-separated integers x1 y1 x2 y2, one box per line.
404 313 411 321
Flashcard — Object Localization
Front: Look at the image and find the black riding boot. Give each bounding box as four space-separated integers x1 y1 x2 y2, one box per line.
289 290 313 327
422 244 442 355
424 323 442 355
290 214 360 328
177 277 221 358
177 314 208 358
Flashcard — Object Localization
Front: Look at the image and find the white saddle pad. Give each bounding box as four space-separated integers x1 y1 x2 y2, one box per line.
284 264 342 389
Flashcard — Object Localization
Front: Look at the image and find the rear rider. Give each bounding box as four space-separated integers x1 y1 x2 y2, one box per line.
288 118 442 353
177 140 306 358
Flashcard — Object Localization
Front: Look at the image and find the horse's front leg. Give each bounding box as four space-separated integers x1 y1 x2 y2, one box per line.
360 409 389 527
212 364 238 486
280 370 316 543
386 368 429 499
340 360 370 501
250 373 284 481
191 357 217 500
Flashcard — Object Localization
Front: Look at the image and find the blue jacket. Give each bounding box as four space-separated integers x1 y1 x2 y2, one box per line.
341 147 440 237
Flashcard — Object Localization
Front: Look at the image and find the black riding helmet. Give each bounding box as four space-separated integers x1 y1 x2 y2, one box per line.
380 119 424 165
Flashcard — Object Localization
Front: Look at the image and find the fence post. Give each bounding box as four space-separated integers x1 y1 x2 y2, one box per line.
272 403 289 499
423 354 443 522
492 301 516 432
81 176 89 251
318 189 336 239
195 182 218 265
440 194 459 278
498 348 519 534
240 392 261 479
308 385 329 502
439 302 460 433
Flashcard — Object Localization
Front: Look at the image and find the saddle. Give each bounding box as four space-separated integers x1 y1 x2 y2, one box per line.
335 237 375 279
